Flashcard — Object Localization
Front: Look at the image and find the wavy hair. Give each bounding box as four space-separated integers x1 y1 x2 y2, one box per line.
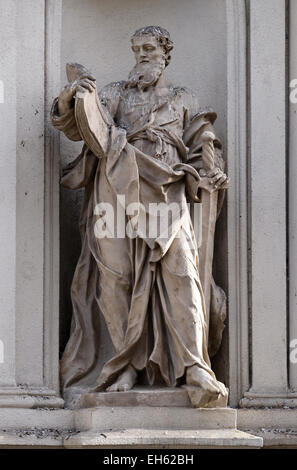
131 25 174 67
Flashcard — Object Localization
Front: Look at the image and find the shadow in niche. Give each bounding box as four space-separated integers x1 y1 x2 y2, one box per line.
211 199 229 388
59 186 83 357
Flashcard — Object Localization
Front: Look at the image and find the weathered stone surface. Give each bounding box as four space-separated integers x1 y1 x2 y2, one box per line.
64 428 263 449
238 408 297 430
77 387 191 409
0 433 64 448
183 385 228 408
0 409 74 430
74 407 236 432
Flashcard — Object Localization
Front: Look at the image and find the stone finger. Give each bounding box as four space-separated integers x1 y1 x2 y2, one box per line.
207 167 220 178
211 171 224 183
80 73 96 82
76 83 94 93
75 85 89 94
214 175 227 188
79 78 96 88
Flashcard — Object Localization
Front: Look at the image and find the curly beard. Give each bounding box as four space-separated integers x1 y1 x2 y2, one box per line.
125 61 165 91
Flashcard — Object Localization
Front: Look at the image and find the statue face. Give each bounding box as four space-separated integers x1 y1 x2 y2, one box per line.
131 35 165 66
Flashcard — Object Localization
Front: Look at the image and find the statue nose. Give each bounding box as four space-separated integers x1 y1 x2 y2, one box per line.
139 52 149 63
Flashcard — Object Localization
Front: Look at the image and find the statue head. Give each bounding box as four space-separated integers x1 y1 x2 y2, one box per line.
131 26 174 68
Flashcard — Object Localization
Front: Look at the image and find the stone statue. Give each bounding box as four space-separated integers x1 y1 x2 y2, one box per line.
51 26 229 408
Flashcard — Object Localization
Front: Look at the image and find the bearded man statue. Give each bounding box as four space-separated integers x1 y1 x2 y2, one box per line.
51 26 229 408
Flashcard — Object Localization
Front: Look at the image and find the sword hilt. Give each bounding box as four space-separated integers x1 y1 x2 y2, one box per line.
201 131 215 173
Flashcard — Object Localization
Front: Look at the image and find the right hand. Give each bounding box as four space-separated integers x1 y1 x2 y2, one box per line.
58 74 96 115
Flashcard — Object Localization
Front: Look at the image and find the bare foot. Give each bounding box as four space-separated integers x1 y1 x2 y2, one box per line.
186 365 227 397
106 365 137 392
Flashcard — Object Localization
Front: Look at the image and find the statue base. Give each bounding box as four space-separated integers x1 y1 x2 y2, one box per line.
62 387 263 448
65 386 228 410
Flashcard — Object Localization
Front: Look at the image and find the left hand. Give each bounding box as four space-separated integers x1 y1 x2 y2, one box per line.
199 167 229 189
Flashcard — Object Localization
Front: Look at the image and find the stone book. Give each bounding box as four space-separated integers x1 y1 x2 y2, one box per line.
66 62 112 157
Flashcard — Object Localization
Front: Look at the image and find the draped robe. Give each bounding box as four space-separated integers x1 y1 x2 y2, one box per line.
51 76 223 393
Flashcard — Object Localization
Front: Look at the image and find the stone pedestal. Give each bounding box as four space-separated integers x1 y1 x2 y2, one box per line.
66 387 228 410
71 387 192 409
63 389 262 449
